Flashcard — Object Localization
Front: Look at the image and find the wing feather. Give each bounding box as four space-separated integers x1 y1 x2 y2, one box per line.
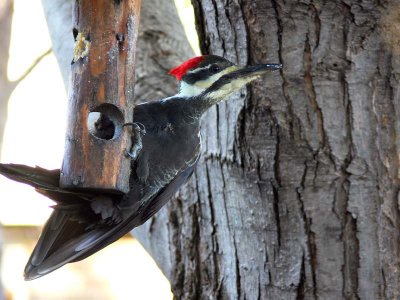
24 162 197 280
0 100 202 280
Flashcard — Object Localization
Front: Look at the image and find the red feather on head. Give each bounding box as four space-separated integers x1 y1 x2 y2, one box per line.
169 56 205 80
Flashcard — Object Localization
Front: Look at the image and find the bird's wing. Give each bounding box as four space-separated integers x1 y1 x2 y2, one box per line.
0 163 92 203
24 160 198 280
2 101 202 279
71 162 197 263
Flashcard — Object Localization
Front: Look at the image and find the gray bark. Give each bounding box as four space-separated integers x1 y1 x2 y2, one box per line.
161 0 399 299
41 0 74 88
42 0 400 299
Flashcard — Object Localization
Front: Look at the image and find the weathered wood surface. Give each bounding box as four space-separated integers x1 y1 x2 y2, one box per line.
42 0 194 283
43 0 400 299
60 0 141 193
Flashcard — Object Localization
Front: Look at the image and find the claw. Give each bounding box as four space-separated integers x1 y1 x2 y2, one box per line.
123 122 146 160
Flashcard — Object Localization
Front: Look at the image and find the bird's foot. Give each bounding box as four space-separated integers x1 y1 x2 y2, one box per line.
123 122 146 160
90 196 122 224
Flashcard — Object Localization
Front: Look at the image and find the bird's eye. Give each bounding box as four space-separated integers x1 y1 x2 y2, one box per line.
211 65 220 73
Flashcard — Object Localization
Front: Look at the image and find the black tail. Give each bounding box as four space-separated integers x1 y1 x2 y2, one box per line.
0 163 60 189
0 163 92 203
24 209 111 280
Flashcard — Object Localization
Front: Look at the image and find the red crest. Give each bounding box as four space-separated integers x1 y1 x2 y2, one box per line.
169 56 205 80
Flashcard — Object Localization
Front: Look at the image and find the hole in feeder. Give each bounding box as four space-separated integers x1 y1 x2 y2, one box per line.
87 104 124 140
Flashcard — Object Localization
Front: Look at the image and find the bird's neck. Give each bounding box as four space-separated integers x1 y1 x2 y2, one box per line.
177 81 205 98
160 94 208 124
176 81 224 112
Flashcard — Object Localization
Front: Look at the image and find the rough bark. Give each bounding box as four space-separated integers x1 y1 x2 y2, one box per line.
139 0 400 299
42 0 400 299
158 1 399 299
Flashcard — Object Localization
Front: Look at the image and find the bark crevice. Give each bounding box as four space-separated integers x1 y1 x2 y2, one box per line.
41 0 400 299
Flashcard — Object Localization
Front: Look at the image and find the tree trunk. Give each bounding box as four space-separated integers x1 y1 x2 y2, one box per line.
139 0 400 299
42 0 400 299
155 1 399 299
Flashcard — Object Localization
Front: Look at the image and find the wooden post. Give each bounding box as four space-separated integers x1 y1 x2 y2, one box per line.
60 0 141 194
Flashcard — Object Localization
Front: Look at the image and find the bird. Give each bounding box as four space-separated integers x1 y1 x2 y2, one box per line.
0 55 281 280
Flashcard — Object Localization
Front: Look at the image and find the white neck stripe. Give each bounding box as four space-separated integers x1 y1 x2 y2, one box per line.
177 81 206 98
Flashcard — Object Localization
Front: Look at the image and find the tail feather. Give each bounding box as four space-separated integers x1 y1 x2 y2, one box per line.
24 210 109 280
25 228 109 280
29 210 69 267
0 163 92 203
2 163 197 280
23 211 140 280
0 163 130 280
0 163 60 189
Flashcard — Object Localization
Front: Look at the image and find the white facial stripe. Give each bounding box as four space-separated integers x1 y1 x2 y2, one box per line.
178 66 238 98
186 65 210 74
206 74 261 101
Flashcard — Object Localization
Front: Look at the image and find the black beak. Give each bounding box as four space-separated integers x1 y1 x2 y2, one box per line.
230 63 282 78
206 63 282 95
219 63 282 83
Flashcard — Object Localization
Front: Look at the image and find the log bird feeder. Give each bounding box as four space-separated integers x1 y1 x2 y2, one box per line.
60 0 141 194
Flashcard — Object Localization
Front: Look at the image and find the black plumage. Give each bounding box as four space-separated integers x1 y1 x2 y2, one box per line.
25 98 201 279
0 55 281 280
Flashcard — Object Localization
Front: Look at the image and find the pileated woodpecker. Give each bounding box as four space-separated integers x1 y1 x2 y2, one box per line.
0 55 281 280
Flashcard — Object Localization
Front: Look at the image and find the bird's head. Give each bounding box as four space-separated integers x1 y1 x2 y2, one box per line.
169 55 281 106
